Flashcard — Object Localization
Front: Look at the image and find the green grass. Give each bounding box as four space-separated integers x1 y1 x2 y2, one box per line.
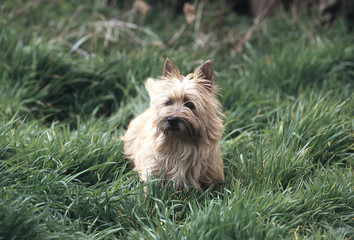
0 1 353 239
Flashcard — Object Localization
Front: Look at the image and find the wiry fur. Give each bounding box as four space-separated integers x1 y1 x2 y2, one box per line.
122 58 224 191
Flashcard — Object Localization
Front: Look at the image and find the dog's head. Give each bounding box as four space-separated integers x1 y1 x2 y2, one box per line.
145 58 223 141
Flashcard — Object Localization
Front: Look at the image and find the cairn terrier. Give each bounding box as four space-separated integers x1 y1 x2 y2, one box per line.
122 58 224 191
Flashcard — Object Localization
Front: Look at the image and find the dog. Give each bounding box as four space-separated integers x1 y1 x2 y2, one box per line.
122 58 224 191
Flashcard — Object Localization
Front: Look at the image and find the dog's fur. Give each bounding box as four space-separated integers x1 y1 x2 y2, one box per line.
122 58 224 191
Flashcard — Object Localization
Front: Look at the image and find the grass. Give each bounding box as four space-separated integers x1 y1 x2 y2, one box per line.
0 1 353 239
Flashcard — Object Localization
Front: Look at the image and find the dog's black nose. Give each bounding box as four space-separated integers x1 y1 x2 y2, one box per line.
167 117 180 130
167 117 179 126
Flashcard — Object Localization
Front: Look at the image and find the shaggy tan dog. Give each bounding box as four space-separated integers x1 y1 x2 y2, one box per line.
122 58 224 191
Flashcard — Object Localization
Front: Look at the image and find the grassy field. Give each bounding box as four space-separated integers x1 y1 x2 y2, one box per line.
0 1 353 239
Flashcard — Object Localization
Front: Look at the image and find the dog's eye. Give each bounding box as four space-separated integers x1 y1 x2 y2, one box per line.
165 100 173 106
185 102 195 110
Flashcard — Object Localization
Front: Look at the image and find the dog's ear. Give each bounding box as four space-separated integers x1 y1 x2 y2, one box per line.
162 58 180 78
195 60 213 81
195 60 214 91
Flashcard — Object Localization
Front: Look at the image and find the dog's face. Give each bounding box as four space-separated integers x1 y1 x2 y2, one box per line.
145 59 221 140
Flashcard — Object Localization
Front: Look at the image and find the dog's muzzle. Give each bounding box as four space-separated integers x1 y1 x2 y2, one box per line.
164 116 198 138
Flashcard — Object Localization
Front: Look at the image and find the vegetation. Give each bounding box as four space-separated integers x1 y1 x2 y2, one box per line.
0 1 353 239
